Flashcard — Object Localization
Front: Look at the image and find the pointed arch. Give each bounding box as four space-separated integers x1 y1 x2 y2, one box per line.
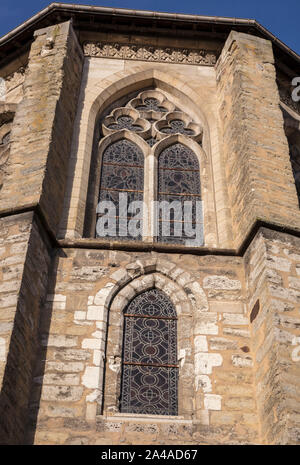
152 135 212 246
120 288 178 415
101 271 195 418
89 130 150 239
90 260 208 418
59 67 220 244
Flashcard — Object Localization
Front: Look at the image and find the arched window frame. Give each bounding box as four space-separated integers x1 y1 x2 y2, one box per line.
89 130 150 239
120 288 178 416
94 132 210 245
152 135 210 245
61 70 223 246
101 273 194 419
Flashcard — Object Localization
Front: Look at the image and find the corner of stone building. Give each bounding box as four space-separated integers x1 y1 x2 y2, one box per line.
216 30 300 250
0 18 84 236
0 18 84 445
244 227 300 444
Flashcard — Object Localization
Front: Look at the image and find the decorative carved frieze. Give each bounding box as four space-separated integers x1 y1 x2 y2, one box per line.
83 41 217 66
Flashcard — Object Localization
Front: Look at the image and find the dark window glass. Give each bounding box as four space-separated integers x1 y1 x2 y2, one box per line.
97 139 144 241
120 289 178 415
157 143 203 244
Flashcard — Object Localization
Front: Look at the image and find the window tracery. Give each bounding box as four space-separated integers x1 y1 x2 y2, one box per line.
96 89 204 244
158 143 203 244
97 139 144 240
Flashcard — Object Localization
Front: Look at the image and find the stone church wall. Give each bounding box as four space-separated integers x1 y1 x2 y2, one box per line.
0 17 299 445
27 247 258 445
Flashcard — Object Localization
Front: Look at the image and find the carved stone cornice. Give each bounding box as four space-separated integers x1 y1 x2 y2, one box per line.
83 41 218 66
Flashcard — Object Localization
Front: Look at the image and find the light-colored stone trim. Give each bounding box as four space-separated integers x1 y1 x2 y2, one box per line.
102 271 194 418
102 107 151 138
83 41 218 66
59 66 225 247
76 257 223 424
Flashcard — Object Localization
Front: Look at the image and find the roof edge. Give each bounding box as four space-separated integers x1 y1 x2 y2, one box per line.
0 2 299 64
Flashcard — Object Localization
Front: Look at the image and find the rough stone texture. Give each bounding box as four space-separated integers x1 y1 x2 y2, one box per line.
245 229 300 445
0 19 84 444
0 20 83 236
216 31 300 248
0 212 52 444
23 249 260 445
0 15 299 446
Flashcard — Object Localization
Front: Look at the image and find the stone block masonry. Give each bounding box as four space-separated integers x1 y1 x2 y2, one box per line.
0 19 84 444
26 250 260 445
0 15 299 445
245 228 300 445
0 212 52 444
216 31 300 248
0 20 84 236
22 230 300 445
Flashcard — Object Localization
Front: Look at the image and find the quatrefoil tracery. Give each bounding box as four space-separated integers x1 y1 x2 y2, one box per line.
155 112 202 143
102 91 203 145
128 91 175 115
102 108 151 138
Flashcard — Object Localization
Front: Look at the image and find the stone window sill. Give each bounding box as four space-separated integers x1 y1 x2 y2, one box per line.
97 413 192 423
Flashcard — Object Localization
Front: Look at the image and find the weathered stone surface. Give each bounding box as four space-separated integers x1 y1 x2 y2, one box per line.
209 337 238 351
41 386 83 402
231 355 253 367
0 10 299 448
203 276 241 290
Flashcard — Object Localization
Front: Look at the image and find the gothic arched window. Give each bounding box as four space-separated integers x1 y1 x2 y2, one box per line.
157 143 203 245
96 139 144 240
94 89 204 244
120 289 178 415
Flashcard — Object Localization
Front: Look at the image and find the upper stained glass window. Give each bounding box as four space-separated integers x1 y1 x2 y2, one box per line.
97 139 144 240
96 90 204 244
120 289 178 415
157 143 203 244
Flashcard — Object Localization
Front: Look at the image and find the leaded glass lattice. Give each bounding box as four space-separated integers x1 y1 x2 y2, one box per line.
120 289 178 415
97 139 144 240
157 143 203 244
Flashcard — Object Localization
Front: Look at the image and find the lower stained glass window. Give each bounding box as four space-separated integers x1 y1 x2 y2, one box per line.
120 289 178 415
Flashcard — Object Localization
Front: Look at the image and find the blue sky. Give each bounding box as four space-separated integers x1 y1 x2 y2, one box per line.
0 0 299 55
